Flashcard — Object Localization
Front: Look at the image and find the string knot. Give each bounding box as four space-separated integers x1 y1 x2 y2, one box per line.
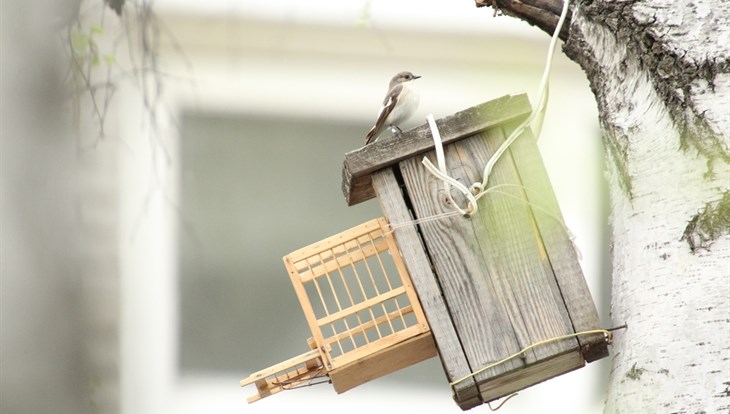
422 114 479 217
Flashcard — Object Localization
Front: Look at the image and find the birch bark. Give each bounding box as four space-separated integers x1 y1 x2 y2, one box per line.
480 0 730 411
567 2 730 412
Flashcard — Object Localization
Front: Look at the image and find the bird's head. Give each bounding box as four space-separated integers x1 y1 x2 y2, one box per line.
389 71 421 89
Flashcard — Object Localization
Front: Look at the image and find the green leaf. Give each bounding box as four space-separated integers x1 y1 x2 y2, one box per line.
71 30 89 55
104 54 116 65
90 25 104 35
356 0 371 28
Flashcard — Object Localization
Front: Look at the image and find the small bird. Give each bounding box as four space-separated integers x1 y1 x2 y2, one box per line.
365 71 421 145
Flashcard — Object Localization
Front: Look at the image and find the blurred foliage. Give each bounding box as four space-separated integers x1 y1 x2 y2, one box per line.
61 1 123 146
60 0 167 151
356 1 372 28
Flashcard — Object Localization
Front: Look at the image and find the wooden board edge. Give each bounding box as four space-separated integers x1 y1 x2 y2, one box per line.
328 332 437 393
507 125 609 363
371 168 481 405
343 93 532 206
478 350 585 404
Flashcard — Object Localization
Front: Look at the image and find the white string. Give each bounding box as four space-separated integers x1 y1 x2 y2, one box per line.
531 0 570 139
384 210 461 235
422 0 571 209
386 0 581 260
421 114 478 216
477 0 571 191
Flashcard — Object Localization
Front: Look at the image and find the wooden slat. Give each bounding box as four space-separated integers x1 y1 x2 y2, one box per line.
371 168 481 409
284 255 334 367
240 349 322 387
343 94 532 206
399 148 525 387
507 126 609 361
293 230 388 273
379 217 431 330
329 332 438 393
317 286 407 327
323 305 415 346
456 128 577 365
479 350 585 403
245 364 325 403
286 218 383 263
296 237 389 283
397 124 589 403
330 324 428 369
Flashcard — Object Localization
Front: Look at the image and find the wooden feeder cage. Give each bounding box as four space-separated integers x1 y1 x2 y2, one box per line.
241 217 436 402
241 93 608 410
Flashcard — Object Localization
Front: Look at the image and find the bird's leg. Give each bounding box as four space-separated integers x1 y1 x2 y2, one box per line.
390 125 403 138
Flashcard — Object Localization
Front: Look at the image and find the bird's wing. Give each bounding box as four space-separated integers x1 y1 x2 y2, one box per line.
365 84 401 145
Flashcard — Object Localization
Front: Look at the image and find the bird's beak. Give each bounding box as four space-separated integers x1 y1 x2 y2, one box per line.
413 75 422 79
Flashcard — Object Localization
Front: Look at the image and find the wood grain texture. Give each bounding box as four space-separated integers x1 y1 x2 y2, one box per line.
398 146 525 385
507 126 609 361
399 128 582 402
329 332 437 394
371 168 481 409
478 351 585 403
343 94 532 206
462 128 577 362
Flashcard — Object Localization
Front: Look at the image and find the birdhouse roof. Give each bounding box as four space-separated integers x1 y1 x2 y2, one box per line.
341 93 532 206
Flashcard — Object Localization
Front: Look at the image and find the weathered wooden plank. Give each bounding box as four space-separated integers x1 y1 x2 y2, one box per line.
455 127 578 366
507 126 609 361
342 166 375 205
381 217 431 336
479 350 585 403
398 150 526 388
343 94 532 206
371 168 481 409
398 126 586 403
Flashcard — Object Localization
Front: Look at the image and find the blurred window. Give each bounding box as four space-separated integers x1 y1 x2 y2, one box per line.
177 113 380 374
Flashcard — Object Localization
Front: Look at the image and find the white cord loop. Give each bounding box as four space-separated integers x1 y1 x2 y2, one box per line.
420 0 571 218
422 114 478 217
411 0 581 263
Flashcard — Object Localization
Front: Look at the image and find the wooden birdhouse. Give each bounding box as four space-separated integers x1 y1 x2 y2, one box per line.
241 93 609 410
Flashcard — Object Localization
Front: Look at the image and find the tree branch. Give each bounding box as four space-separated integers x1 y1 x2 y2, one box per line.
475 0 571 41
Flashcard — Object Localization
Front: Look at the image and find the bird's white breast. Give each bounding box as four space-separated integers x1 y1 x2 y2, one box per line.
385 81 419 127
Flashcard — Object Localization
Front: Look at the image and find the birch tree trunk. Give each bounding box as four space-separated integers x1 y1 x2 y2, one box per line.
479 0 730 411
